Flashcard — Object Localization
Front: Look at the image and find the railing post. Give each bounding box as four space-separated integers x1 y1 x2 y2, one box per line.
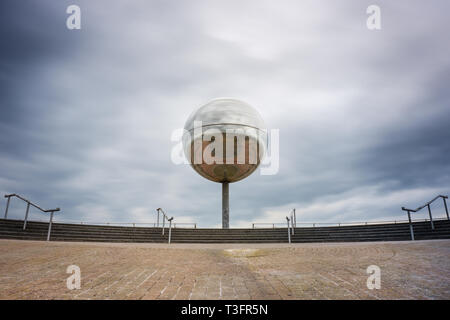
195 223 197 229
4 196 11 219
168 218 173 244
157 209 160 227
47 211 54 241
406 209 414 241
427 204 434 230
23 202 30 230
293 209 296 227
273 223 275 229
162 216 165 235
443 196 449 220
291 214 295 235
286 217 291 244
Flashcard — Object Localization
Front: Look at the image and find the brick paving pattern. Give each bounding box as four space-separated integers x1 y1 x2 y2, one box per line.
0 239 449 299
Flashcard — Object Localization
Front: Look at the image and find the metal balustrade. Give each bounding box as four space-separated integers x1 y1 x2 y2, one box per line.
402 195 449 240
252 199 450 234
285 209 296 243
252 220 411 228
252 198 450 243
48 221 197 228
3 194 60 241
2 194 198 244
4 194 448 244
285 216 291 243
157 208 174 244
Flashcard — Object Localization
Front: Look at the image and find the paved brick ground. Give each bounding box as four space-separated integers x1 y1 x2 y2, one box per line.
0 239 449 299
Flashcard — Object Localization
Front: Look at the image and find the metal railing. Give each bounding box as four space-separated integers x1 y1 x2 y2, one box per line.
157 208 174 244
284 209 296 243
252 219 411 228
253 209 297 231
402 195 449 240
46 221 197 228
286 216 291 243
1 196 195 244
3 194 60 241
289 209 295 235
252 197 449 243
252 202 450 231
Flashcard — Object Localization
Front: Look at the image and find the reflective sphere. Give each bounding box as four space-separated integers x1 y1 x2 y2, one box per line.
183 98 267 183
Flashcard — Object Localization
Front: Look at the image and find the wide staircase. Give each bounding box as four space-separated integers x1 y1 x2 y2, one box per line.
0 218 449 243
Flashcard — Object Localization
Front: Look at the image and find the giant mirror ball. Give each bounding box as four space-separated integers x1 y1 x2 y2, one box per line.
183 98 267 183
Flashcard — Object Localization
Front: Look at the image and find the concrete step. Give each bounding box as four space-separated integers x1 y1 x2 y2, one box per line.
1 218 449 243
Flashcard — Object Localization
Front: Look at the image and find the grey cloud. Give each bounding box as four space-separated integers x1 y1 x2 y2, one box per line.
0 0 449 227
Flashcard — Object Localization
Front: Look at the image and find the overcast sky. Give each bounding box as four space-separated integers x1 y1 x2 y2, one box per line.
1 0 449 227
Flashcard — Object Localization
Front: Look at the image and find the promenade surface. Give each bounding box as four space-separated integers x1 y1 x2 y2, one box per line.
0 239 449 299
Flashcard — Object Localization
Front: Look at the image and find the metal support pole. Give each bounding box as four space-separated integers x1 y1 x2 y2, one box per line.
23 202 30 230
286 217 291 244
427 204 434 230
443 197 449 220
4 196 11 219
291 214 295 235
293 209 296 227
162 216 165 235
157 209 160 227
168 218 173 244
222 182 229 229
407 210 414 241
47 211 54 241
